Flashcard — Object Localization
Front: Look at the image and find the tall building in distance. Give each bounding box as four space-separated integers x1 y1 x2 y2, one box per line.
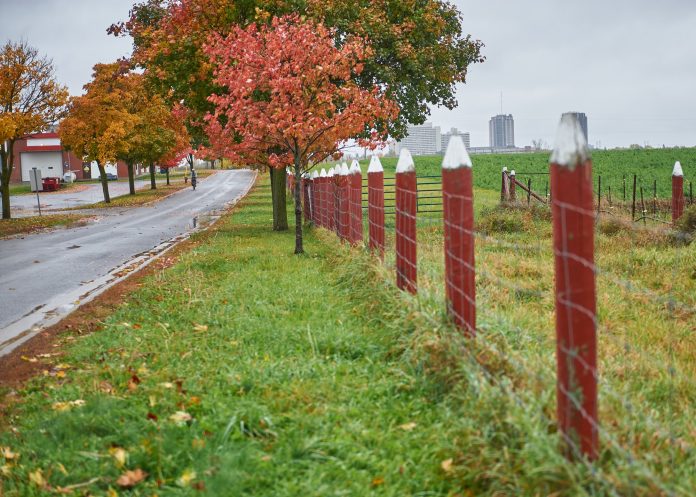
566 112 588 143
394 123 442 156
441 128 471 152
489 114 515 149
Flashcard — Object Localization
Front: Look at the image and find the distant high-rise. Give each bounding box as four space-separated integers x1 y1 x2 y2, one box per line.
395 123 441 156
566 112 588 143
441 128 471 153
489 114 515 148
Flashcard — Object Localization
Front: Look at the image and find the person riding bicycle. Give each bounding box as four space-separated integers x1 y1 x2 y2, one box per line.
191 168 197 190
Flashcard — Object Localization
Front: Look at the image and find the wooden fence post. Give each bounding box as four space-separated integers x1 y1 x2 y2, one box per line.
368 155 385 257
318 168 327 227
549 113 598 461
396 148 417 294
672 161 685 223
509 170 517 202
339 162 350 241
442 136 476 335
303 174 312 223
501 166 509 203
327 168 336 231
350 160 364 245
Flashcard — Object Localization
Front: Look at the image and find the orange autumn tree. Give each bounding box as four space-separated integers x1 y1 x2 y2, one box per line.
60 62 140 203
0 40 68 219
205 14 397 254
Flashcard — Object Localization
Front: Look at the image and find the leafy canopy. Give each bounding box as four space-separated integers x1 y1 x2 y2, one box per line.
110 0 484 140
203 14 398 171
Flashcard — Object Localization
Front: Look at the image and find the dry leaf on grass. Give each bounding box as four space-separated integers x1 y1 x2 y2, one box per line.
441 458 454 473
169 411 192 425
399 422 417 431
116 468 147 488
108 447 127 468
193 323 208 332
51 400 86 411
28 468 46 487
176 469 197 487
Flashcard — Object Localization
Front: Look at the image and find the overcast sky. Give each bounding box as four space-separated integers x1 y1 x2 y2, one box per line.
3 0 696 148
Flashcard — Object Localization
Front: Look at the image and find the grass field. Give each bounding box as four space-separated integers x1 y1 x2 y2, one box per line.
1 178 694 495
343 147 696 200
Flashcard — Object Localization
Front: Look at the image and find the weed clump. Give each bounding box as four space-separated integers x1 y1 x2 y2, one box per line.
477 205 527 234
673 205 696 245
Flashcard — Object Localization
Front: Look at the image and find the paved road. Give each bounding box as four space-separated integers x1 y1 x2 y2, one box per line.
0 169 256 355
9 180 150 217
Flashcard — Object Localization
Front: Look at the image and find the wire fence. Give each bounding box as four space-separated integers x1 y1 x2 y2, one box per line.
291 123 694 494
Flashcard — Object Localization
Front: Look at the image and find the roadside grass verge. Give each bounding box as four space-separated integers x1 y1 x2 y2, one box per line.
1 179 693 496
0 214 92 239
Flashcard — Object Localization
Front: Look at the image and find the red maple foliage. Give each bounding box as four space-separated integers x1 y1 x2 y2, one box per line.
203 14 398 253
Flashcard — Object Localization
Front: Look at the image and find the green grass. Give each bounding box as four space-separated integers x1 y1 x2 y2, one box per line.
338 147 696 200
1 180 694 496
0 214 91 238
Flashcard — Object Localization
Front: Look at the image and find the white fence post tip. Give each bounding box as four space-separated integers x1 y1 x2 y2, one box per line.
510 170 516 176
442 135 472 170
340 163 350 175
550 112 590 169
367 155 383 173
502 166 508 172
350 160 361 174
673 161 684 177
320 168 327 177
396 148 415 174
327 168 334 177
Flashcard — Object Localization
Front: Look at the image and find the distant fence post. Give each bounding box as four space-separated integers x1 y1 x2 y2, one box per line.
338 163 350 241
368 155 385 257
395 149 417 294
328 168 336 231
318 169 327 227
549 113 598 461
672 161 685 223
303 174 312 223
500 166 509 203
442 136 476 335
350 160 364 245
509 170 517 202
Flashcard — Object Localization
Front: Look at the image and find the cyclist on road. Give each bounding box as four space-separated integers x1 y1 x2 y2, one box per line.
191 168 197 190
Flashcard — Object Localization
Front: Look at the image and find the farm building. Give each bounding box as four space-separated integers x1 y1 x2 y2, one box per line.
9 132 135 183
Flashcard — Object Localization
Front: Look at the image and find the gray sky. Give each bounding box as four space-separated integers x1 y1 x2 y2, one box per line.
3 0 696 148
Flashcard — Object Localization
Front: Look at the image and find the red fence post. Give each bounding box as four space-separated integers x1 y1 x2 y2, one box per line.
303 174 312 223
368 155 385 257
509 170 517 202
339 163 350 241
328 167 336 232
672 161 685 224
442 136 476 336
550 113 598 461
350 160 364 245
395 149 417 294
310 171 318 225
318 168 327 228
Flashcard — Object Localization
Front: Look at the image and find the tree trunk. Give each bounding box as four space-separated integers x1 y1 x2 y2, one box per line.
166 167 170 185
294 159 303 254
0 141 12 219
97 162 111 203
270 166 288 231
127 162 135 195
149 162 156 190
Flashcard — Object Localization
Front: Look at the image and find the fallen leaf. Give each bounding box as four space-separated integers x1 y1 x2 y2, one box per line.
116 468 147 488
28 468 46 487
56 462 68 476
399 422 417 431
371 476 385 487
159 382 174 389
188 396 201 406
1 464 11 476
169 411 192 426
132 323 142 329
176 469 197 487
99 381 114 394
109 447 128 468
55 363 72 370
21 355 38 363
1 447 18 460
51 400 85 411
441 458 454 473
193 324 208 332
147 412 159 422
56 371 66 379
260 455 272 462
192 438 206 450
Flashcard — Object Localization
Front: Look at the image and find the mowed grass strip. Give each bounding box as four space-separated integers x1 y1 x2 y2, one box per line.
0 213 92 238
0 181 468 496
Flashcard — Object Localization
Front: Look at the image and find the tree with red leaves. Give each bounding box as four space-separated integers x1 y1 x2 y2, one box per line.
205 14 398 254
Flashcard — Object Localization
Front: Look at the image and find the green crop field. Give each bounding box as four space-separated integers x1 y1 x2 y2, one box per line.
344 147 696 200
